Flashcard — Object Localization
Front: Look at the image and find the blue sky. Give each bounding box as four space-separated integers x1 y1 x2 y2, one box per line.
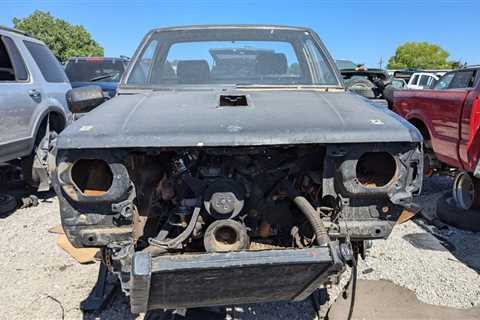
1 0 478 67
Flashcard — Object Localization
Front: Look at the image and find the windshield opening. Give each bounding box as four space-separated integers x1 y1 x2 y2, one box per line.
65 59 126 83
127 29 339 87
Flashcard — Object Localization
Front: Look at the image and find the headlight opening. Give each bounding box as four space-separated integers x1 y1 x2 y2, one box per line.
70 159 113 196
356 152 397 188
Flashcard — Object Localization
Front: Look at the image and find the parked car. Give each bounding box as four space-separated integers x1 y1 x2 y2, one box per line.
53 25 422 314
406 72 439 90
0 26 71 191
335 59 392 100
393 66 480 209
64 56 129 98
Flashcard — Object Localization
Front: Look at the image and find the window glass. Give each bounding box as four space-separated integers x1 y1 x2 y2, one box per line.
127 29 338 87
0 37 15 81
146 41 303 85
129 40 158 84
434 73 454 90
449 70 475 89
410 74 419 85
65 59 125 82
2 36 28 81
24 41 68 83
304 39 337 85
335 59 357 70
419 75 430 86
426 77 436 88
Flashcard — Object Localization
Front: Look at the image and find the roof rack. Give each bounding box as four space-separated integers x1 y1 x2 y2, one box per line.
0 25 30 37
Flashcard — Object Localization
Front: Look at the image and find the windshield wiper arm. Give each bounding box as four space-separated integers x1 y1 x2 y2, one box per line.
90 73 115 82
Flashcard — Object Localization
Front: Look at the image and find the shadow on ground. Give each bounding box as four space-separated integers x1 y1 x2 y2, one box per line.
412 176 480 273
329 279 479 320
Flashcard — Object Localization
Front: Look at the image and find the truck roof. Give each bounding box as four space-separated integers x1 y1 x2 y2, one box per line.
0 25 44 44
150 24 311 33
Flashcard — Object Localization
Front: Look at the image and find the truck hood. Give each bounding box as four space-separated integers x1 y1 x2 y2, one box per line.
57 89 421 149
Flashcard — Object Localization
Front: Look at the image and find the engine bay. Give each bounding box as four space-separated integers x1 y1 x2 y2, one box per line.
128 146 329 255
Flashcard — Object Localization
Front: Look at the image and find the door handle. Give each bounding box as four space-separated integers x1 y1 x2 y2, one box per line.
28 89 41 99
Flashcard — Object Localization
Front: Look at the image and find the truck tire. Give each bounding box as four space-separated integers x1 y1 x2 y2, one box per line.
437 192 480 232
0 194 17 216
382 84 395 106
344 78 376 99
452 172 480 210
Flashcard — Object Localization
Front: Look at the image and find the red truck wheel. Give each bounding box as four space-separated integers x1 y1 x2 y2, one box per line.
452 172 480 210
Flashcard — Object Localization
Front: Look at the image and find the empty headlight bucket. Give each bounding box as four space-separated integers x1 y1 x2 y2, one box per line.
57 157 131 203
70 159 113 196
334 147 401 196
355 152 397 188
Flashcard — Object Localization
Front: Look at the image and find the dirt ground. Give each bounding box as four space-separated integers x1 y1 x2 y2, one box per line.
0 177 479 319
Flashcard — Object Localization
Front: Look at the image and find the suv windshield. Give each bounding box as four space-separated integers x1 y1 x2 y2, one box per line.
127 28 339 87
65 58 126 82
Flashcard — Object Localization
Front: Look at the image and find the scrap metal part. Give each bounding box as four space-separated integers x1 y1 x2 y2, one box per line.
130 244 343 313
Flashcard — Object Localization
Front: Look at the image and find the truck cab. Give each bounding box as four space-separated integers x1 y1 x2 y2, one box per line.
394 66 480 209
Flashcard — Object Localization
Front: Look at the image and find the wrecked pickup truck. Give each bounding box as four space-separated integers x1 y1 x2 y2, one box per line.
53 25 423 313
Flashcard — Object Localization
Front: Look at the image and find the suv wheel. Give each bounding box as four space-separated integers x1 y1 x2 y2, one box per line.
22 118 58 191
452 171 480 210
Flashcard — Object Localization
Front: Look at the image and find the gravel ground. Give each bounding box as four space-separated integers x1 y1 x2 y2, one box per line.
0 176 479 319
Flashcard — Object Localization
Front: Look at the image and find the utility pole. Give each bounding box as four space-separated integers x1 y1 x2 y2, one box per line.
379 57 383 69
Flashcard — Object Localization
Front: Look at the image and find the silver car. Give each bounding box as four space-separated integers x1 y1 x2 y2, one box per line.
0 26 71 190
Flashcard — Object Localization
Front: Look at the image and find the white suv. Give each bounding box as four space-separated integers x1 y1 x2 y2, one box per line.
407 72 439 90
0 26 71 190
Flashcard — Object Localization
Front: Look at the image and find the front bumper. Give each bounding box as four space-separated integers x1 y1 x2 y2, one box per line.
129 245 343 313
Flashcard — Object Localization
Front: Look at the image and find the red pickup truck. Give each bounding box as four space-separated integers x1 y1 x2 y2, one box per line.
394 66 480 209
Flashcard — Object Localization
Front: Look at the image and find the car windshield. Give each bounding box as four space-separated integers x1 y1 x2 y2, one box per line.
127 28 339 87
65 58 125 82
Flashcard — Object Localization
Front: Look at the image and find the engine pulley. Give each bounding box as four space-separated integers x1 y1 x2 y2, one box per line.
203 179 245 219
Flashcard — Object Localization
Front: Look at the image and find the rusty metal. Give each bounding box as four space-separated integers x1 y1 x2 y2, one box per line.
396 208 419 224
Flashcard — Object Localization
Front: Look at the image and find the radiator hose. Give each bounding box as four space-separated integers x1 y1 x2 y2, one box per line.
293 196 330 246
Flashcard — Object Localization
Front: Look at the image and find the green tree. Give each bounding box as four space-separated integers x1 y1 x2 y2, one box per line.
387 42 458 69
13 10 103 62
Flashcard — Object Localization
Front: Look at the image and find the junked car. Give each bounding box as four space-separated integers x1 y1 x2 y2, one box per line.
335 59 393 100
0 26 71 191
53 25 423 313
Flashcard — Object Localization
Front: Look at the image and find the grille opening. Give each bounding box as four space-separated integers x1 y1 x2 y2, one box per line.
219 95 248 107
71 159 113 196
356 152 396 187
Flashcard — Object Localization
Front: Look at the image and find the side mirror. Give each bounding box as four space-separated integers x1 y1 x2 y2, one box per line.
66 85 105 113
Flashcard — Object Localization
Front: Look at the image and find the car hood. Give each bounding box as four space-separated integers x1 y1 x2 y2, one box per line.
57 89 421 149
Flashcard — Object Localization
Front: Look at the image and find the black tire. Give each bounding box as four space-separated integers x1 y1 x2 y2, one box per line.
382 84 395 104
344 78 376 99
0 194 17 216
22 119 58 191
437 192 480 232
